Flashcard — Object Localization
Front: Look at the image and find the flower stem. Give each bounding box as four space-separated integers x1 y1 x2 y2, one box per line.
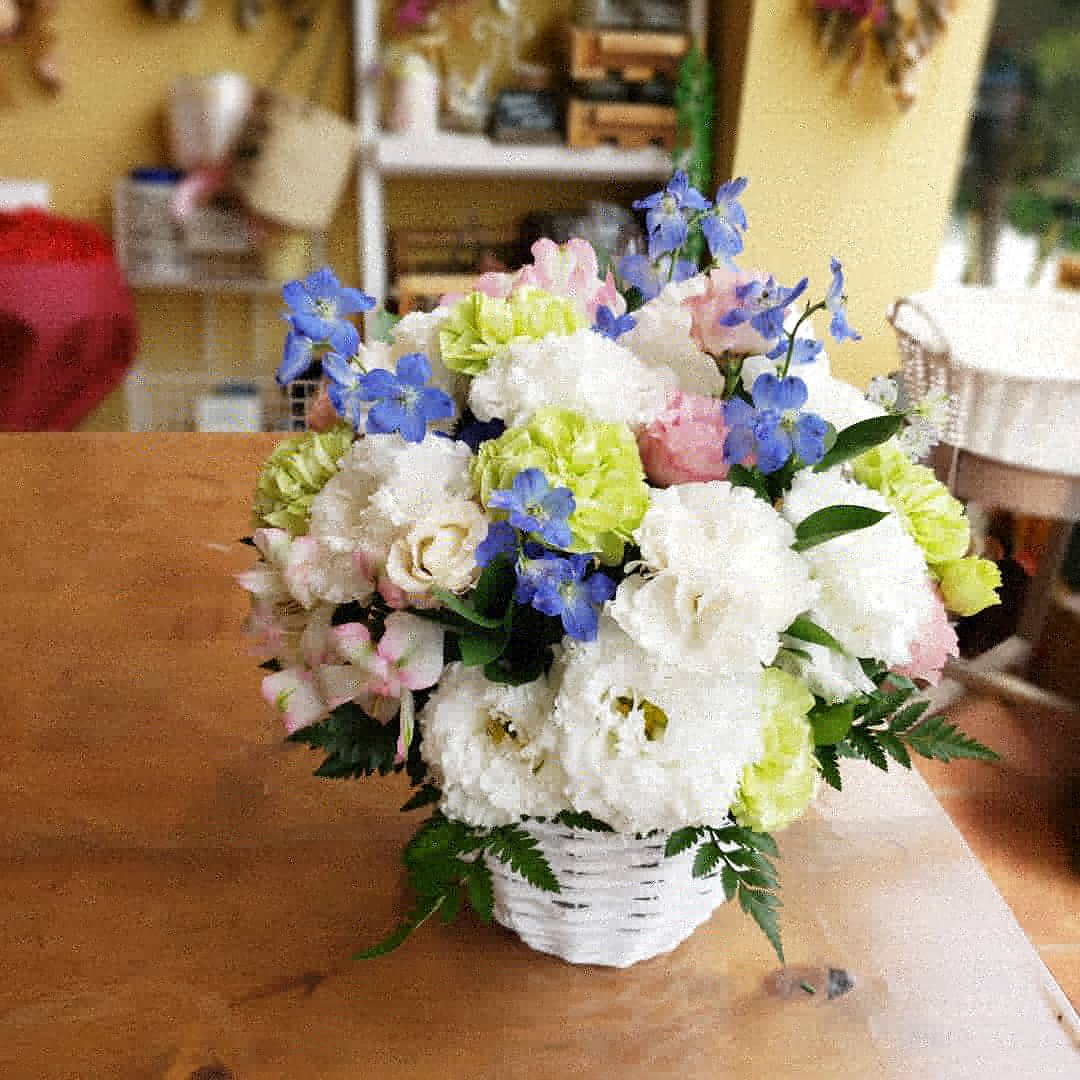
780 300 826 379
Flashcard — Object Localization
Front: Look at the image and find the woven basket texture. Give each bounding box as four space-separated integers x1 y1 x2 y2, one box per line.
488 821 726 968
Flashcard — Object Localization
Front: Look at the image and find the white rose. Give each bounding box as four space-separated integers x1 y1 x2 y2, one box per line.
384 497 489 597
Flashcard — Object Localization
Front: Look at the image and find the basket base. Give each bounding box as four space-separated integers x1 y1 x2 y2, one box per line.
489 822 727 967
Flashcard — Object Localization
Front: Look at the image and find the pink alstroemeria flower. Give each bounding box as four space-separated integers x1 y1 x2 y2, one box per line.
375 611 446 695
262 668 327 735
470 237 626 321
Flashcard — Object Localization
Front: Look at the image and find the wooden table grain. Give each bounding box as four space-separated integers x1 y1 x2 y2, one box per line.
2 434 1077 1079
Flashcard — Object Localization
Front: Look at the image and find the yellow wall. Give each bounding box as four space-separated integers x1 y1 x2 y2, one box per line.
729 0 997 389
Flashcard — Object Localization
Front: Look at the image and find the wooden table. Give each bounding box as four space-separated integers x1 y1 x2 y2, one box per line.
2 435 1077 1079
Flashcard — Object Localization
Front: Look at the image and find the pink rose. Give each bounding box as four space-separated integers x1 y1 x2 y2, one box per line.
637 390 741 487
895 584 958 686
684 266 777 356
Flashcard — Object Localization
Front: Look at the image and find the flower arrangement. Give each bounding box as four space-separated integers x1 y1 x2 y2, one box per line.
238 171 1000 965
808 0 958 110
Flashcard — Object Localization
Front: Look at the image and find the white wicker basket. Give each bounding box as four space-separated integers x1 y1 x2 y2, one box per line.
488 820 727 967
888 288 1080 476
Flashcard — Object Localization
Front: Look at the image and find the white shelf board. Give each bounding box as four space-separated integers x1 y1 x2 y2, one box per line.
369 133 673 180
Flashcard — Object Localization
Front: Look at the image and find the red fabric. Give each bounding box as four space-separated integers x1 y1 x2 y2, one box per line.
0 213 138 430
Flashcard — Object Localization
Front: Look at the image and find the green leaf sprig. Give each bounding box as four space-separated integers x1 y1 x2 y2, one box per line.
665 824 784 962
356 813 560 959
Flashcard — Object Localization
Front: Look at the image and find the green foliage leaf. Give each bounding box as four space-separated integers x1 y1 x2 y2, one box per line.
890 700 930 733
905 713 1001 763
288 702 399 779
847 726 888 770
665 826 705 857
810 701 855 746
692 842 723 878
552 810 615 832
813 414 906 472
400 782 442 813
816 743 842 791
354 893 443 960
465 861 495 923
485 825 560 893
792 505 888 552
876 730 913 769
472 555 516 619
741 887 785 965
727 464 771 503
785 616 847 655
430 586 505 629
458 625 511 667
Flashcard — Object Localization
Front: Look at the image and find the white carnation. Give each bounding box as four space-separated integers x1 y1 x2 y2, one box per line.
619 280 725 397
550 616 765 834
781 470 934 665
467 328 677 428
609 482 818 677
308 434 475 581
419 663 565 827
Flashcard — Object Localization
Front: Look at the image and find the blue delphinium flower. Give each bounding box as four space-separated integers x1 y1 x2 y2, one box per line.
766 334 823 366
529 553 615 642
618 253 698 302
487 468 575 549
723 373 829 474
701 176 749 267
633 170 711 260
593 305 637 340
825 257 861 342
321 346 368 429
353 353 455 444
512 542 566 604
475 521 518 569
283 267 375 342
276 320 359 386
720 274 809 345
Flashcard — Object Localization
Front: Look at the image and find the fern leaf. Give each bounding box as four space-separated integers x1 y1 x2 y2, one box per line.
485 825 560 894
465 860 495 923
693 841 723 878
816 744 843 790
847 726 888 770
877 729 912 769
906 714 1000 763
552 810 615 832
665 826 704 857
353 894 443 960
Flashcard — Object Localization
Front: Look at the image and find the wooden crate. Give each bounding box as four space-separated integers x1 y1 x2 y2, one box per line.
566 99 677 151
569 27 689 83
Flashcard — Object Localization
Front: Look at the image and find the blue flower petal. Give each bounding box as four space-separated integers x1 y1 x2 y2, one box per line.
396 351 432 386
277 331 315 385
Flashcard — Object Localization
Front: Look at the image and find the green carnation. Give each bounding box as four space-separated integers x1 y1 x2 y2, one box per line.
473 407 648 563
439 286 588 376
252 424 355 535
852 442 969 566
936 556 1002 617
732 668 817 834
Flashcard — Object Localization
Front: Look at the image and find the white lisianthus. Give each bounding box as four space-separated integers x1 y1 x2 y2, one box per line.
609 482 818 677
308 434 475 585
390 307 469 408
384 496 490 597
467 329 677 429
781 470 935 665
419 663 565 827
550 616 766 834
619 278 725 397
